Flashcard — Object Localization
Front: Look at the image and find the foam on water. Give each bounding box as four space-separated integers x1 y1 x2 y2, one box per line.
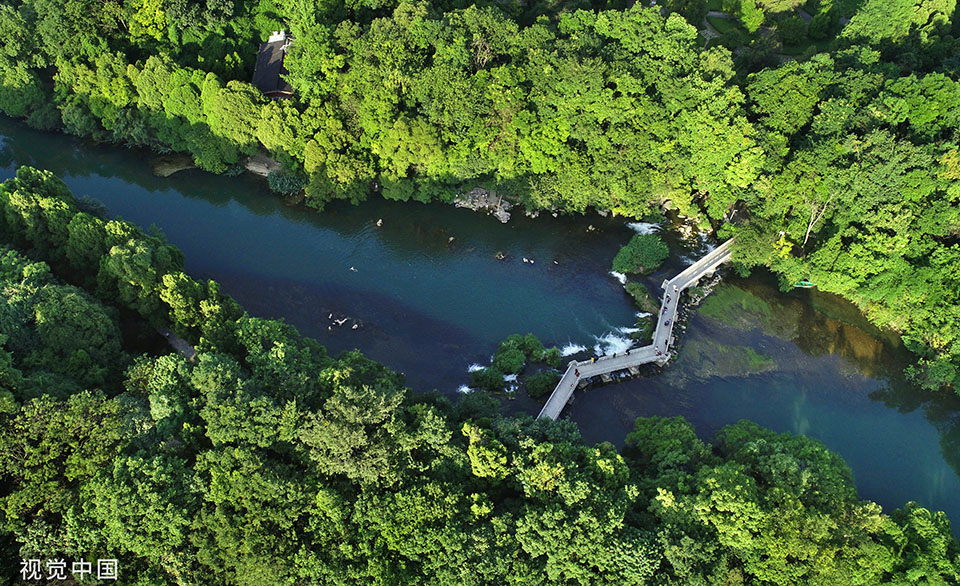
561 343 588 357
627 222 659 235
467 363 484 373
593 332 634 356
636 311 652 318
685 232 715 256
609 271 627 285
617 326 641 335
699 232 716 252
457 385 474 394
504 374 518 382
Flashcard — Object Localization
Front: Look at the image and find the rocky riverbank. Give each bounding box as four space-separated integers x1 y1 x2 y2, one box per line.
150 152 283 179
244 153 283 177
453 187 512 223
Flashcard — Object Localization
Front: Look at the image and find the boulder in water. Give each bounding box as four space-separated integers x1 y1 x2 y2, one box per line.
151 154 196 177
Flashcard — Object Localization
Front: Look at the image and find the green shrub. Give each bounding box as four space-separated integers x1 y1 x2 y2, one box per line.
612 234 669 275
777 15 807 45
543 347 562 368
718 29 745 49
525 371 561 399
267 171 306 196
490 334 551 370
520 333 545 361
740 0 764 32
642 209 667 224
808 11 832 40
493 345 525 374
471 366 505 392
625 281 661 314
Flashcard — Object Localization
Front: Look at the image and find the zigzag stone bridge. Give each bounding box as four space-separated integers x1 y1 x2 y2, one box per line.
537 238 736 420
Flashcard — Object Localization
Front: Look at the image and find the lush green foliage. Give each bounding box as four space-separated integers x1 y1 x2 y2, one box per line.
469 333 561 391
624 281 660 313
524 370 561 398
0 249 125 398
0 168 958 584
493 333 549 373
266 170 306 196
0 1 763 217
493 343 526 374
470 365 505 391
841 0 955 59
486 333 562 387
612 233 669 275
543 346 562 368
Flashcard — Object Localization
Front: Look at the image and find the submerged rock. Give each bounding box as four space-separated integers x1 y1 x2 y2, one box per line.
664 338 776 384
150 154 196 177
281 192 304 206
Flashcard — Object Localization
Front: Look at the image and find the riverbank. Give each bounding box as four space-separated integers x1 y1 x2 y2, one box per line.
453 187 512 223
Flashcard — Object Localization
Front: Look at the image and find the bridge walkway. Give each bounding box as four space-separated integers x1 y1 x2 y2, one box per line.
537 238 735 420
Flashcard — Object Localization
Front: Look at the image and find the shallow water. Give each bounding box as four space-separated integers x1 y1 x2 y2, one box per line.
2 116 958 532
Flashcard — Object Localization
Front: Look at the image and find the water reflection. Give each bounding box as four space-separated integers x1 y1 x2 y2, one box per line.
731 273 960 487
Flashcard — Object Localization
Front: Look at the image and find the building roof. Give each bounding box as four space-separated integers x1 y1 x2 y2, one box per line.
252 32 293 97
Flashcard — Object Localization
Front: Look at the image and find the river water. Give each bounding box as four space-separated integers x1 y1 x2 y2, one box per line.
2 117 958 531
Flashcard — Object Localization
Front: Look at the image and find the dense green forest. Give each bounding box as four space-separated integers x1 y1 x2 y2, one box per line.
3 0 960 393
2 165 959 583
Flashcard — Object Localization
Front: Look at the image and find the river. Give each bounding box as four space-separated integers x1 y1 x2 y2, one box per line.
2 116 959 532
